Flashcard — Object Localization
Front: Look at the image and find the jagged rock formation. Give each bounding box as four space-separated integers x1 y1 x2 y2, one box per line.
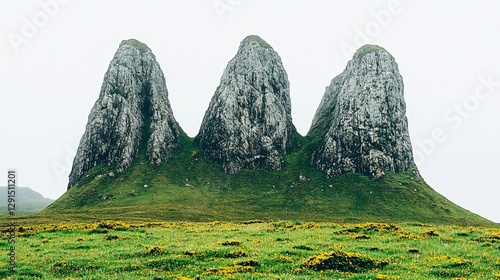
309 45 415 179
68 39 181 188
198 35 297 173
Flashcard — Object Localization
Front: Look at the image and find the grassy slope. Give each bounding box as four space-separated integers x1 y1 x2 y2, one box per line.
37 135 492 226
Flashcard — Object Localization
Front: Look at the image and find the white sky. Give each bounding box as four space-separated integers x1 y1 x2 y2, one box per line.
1 1 499 222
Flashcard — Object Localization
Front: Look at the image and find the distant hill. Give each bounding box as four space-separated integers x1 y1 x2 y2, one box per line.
0 187 54 215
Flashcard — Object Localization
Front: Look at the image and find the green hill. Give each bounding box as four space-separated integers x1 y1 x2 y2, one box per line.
42 134 492 226
0 186 53 215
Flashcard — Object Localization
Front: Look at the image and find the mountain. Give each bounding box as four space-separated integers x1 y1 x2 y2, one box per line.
0 187 53 214
309 45 414 179
42 38 492 226
198 35 297 173
68 39 182 188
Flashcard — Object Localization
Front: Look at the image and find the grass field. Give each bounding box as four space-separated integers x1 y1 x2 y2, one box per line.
1 220 499 279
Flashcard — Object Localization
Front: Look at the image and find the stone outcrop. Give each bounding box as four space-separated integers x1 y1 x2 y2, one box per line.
198 35 297 173
309 44 415 179
68 38 416 188
68 39 181 188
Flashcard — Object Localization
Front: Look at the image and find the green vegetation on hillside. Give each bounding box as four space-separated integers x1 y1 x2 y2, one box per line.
40 135 491 226
357 44 387 55
243 35 273 49
0 221 499 279
122 39 150 53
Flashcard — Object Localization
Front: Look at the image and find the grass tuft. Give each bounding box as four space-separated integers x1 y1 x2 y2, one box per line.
144 245 166 255
302 250 388 272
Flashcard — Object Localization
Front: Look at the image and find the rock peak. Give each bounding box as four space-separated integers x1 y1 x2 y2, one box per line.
310 45 415 179
198 35 296 173
68 40 180 188
240 35 273 49
119 38 151 53
354 44 387 56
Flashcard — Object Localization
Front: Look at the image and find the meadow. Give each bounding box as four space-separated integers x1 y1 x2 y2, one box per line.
1 220 499 279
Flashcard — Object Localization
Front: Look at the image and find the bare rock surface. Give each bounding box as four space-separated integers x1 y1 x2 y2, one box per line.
68 39 180 188
198 35 297 173
309 45 415 179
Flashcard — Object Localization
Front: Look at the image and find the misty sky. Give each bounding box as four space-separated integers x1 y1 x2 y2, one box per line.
1 1 499 222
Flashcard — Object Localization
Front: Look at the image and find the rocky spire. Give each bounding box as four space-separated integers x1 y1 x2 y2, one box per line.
68 39 181 188
309 44 415 179
198 35 297 173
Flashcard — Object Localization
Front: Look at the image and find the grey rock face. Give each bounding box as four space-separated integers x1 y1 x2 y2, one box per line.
198 35 296 173
68 39 180 188
309 45 415 179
